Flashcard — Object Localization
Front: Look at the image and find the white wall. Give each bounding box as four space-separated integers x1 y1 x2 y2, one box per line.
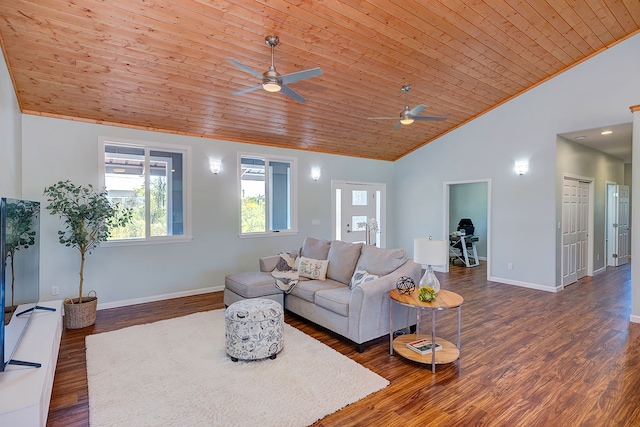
632 108 640 323
20 117 394 305
394 33 640 293
0 51 21 197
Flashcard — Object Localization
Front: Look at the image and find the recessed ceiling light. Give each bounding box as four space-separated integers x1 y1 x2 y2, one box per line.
601 130 613 135
574 136 586 140
112 168 126 173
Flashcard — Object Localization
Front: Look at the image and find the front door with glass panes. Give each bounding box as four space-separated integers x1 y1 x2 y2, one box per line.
333 182 385 247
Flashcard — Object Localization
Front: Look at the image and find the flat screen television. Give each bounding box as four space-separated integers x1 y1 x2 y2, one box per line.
1 197 54 371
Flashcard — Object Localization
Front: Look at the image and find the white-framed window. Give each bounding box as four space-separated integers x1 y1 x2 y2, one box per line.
98 136 191 244
239 153 297 236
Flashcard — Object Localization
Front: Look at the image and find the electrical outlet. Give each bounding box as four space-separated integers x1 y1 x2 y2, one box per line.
507 262 513 270
51 286 59 296
597 254 600 260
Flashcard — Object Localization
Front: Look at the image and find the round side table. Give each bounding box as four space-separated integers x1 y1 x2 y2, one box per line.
389 289 463 373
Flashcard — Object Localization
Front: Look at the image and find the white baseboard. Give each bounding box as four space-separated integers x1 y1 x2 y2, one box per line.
488 276 561 293
630 315 640 324
97 285 225 311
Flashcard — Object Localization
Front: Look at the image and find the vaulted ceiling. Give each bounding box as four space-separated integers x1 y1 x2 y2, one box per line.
1 1 639 161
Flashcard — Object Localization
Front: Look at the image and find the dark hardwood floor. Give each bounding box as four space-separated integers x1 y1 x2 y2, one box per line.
47 262 640 427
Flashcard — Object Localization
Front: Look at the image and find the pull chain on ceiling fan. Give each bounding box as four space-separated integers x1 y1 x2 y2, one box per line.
228 35 323 103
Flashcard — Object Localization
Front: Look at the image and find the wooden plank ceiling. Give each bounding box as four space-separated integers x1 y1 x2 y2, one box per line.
1 1 639 161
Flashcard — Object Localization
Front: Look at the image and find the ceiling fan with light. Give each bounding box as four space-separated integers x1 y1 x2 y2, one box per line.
228 35 323 103
369 84 449 129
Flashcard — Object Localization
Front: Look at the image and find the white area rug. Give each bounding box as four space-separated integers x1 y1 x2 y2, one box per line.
86 309 389 427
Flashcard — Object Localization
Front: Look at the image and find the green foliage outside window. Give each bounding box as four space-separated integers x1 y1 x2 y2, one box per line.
108 177 168 239
241 196 265 233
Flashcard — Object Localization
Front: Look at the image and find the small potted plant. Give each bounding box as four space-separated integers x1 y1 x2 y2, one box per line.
44 180 132 329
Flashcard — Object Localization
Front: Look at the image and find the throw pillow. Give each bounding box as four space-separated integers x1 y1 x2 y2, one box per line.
349 267 379 290
298 256 330 281
357 245 408 276
301 237 331 260
326 240 363 285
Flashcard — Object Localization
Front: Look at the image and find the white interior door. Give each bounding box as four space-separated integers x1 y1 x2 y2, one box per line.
562 178 590 286
616 185 630 266
332 182 385 247
607 184 617 266
576 181 589 280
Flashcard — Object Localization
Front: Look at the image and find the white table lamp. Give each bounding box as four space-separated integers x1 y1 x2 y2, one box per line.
414 236 448 293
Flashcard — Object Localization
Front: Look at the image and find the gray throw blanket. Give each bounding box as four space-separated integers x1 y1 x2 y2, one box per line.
271 251 300 294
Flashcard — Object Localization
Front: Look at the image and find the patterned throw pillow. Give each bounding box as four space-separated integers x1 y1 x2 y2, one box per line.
349 267 379 290
298 256 330 281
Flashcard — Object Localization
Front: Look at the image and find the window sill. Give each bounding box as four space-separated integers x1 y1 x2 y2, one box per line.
102 235 194 247
239 230 299 239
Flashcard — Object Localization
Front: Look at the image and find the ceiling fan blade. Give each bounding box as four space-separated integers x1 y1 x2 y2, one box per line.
392 121 402 130
413 114 450 121
280 67 323 85
409 104 426 116
231 84 263 95
368 117 399 120
280 84 306 103
227 58 264 79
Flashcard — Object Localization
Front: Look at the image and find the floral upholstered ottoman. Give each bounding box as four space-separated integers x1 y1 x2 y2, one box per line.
224 298 284 361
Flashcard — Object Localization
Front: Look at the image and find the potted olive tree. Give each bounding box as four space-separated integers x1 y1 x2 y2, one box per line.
44 180 132 329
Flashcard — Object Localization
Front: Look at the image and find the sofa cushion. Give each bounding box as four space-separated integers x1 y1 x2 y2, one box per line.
349 268 379 289
301 237 331 260
357 245 408 276
326 240 362 285
315 287 351 317
225 272 278 298
298 256 329 280
288 278 344 303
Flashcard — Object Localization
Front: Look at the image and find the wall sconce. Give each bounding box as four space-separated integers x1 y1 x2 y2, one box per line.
514 160 529 175
311 167 321 181
209 159 222 174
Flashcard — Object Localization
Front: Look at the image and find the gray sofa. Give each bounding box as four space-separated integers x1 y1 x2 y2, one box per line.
224 237 420 352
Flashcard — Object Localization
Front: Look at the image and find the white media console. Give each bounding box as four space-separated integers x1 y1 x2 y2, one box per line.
0 300 63 427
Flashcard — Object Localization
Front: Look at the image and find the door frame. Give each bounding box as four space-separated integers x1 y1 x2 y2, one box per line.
442 178 492 279
331 180 387 248
561 173 594 286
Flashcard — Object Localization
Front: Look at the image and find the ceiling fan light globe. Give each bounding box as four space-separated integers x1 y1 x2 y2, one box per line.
262 81 281 92
400 117 414 125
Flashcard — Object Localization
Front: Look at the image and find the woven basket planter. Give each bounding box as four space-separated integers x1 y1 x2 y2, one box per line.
63 292 97 329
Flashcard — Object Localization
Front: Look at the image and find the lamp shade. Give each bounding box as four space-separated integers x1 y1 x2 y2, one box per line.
414 237 447 266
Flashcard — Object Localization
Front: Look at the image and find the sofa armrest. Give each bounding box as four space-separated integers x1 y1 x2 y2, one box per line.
348 259 421 343
259 255 280 272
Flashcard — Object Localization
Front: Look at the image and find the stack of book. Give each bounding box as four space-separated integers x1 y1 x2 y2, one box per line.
406 338 442 355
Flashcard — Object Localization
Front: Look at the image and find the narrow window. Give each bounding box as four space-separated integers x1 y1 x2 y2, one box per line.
240 154 297 235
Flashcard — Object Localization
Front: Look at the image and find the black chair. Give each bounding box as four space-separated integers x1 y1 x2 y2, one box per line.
457 218 474 236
